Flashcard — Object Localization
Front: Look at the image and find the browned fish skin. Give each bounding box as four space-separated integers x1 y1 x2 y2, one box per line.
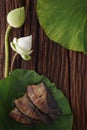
9 108 31 125
15 94 51 123
27 83 61 120
9 83 61 125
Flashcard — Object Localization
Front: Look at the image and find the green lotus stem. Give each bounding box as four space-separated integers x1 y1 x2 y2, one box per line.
11 52 18 72
4 25 12 78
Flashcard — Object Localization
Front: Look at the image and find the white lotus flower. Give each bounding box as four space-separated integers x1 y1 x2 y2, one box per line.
10 35 33 60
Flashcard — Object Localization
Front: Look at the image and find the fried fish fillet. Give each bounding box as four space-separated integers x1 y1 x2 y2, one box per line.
27 83 61 120
9 107 31 125
15 94 51 123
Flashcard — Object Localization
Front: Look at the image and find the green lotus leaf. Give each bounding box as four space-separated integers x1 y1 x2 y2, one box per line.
0 69 73 130
37 0 87 53
7 7 25 28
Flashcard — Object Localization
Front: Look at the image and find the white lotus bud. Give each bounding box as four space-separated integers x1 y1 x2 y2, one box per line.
10 35 33 60
7 7 25 28
18 35 32 51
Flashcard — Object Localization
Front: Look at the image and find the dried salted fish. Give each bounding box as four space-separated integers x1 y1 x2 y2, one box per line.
9 107 31 125
9 83 61 125
27 83 61 120
15 94 52 123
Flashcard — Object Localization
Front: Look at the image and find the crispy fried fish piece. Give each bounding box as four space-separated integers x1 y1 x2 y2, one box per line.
9 107 31 125
27 83 61 120
15 94 51 123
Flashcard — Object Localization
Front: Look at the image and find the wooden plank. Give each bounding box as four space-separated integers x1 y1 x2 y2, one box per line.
21 0 39 70
37 28 70 99
0 0 6 78
69 52 87 130
0 1 87 130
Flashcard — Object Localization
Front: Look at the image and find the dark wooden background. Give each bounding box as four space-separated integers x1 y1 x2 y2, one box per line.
0 0 87 130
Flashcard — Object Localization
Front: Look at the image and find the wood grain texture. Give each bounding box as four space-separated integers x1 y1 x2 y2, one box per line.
0 0 87 130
